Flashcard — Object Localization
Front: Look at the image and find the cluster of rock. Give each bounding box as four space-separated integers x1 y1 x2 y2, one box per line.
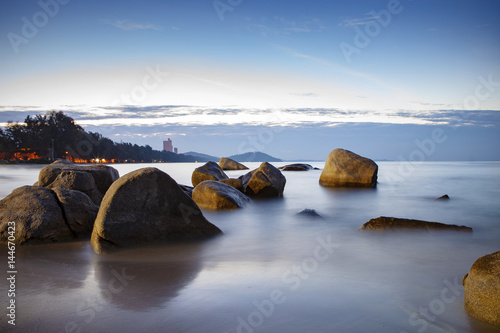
0 160 222 254
0 160 118 245
189 158 286 210
0 149 498 325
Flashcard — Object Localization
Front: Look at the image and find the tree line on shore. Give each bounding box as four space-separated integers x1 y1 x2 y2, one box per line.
0 111 197 163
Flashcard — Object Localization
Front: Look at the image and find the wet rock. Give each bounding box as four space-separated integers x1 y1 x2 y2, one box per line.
52 187 98 237
436 194 450 200
319 149 378 188
191 161 228 187
193 180 250 210
179 184 194 197
239 162 286 198
463 251 500 326
0 186 73 244
218 157 249 170
38 159 119 205
359 216 473 233
91 168 222 254
45 170 102 205
220 178 244 192
297 209 323 218
279 163 314 171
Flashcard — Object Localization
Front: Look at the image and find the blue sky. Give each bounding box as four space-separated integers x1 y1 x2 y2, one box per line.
0 0 499 160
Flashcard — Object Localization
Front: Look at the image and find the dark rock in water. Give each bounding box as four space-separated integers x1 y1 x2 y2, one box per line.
179 184 194 197
319 149 378 188
45 170 102 205
359 216 472 232
38 159 119 205
436 194 450 200
193 180 250 210
279 163 314 171
0 186 97 244
239 162 286 198
91 168 222 254
220 178 244 192
191 161 228 187
51 187 98 236
297 209 323 218
463 251 500 326
218 157 249 170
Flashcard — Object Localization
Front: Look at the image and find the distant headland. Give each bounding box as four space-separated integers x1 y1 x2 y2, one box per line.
0 111 282 164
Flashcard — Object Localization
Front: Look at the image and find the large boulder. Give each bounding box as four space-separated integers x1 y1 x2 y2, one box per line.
0 186 94 245
239 162 286 197
91 168 222 254
279 163 314 171
193 180 250 210
359 216 473 233
220 178 244 192
219 157 249 170
179 184 195 197
319 149 378 188
52 187 98 236
191 161 228 187
38 160 119 204
45 170 102 205
463 251 500 326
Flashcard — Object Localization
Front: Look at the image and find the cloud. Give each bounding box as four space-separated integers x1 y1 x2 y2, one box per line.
246 16 326 37
339 14 381 28
101 19 163 31
289 92 318 97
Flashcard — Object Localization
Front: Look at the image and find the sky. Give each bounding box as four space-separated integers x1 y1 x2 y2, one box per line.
0 0 499 160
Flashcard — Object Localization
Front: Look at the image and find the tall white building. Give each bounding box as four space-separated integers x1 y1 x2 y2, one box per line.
163 138 173 152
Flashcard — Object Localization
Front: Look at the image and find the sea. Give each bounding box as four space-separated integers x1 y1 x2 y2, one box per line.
0 161 499 333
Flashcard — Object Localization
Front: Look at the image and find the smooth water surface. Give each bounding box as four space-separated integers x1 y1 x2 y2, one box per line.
0 162 499 332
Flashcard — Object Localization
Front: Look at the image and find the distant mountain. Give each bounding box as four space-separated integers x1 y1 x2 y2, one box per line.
183 151 220 162
228 152 282 162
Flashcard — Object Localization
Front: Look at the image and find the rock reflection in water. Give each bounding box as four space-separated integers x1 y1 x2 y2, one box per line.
92 242 205 312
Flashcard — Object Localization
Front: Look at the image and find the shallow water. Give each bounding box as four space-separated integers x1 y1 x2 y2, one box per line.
1 162 499 332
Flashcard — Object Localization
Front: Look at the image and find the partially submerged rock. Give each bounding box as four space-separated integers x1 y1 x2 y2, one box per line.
0 186 97 244
436 194 450 200
359 216 472 233
279 163 313 171
38 159 119 205
319 149 378 188
52 187 98 236
220 178 244 192
179 184 194 197
91 168 222 254
192 161 228 187
193 180 250 210
45 170 102 205
297 209 323 218
239 162 286 197
218 157 249 170
463 251 500 326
